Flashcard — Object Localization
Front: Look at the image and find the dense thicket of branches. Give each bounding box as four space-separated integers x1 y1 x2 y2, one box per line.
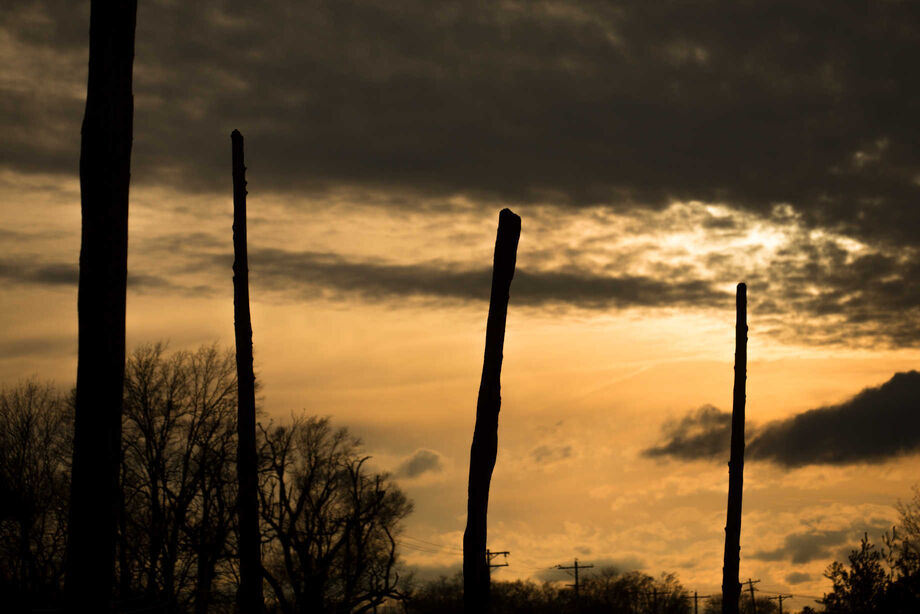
258 416 413 613
0 382 72 611
0 343 411 613
408 567 691 614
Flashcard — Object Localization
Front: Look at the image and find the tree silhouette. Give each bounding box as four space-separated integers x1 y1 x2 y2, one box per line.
0 344 415 612
257 416 413 613
824 534 887 614
117 343 239 612
0 381 71 611
463 208 521 614
65 1 137 610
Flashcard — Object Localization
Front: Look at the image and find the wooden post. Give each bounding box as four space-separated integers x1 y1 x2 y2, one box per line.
463 209 521 614
721 283 747 614
232 130 264 613
65 2 137 610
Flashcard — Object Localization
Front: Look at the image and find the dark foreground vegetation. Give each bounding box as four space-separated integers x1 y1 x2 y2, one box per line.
3 342 920 614
820 490 920 614
0 343 410 613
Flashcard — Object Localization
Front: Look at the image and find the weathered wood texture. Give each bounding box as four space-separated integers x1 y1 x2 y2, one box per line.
65 2 137 610
463 208 521 614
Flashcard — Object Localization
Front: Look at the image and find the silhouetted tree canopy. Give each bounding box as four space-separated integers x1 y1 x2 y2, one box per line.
258 415 413 613
407 567 693 614
0 342 413 614
0 381 72 611
822 489 920 613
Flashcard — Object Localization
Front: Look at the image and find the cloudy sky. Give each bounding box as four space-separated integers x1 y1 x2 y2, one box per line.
4 0 920 609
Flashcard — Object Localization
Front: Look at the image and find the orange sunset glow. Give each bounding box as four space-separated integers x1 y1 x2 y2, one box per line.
3 2 920 613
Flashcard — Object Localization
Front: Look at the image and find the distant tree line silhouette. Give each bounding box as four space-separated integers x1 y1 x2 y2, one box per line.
0 343 411 613
408 567 691 614
821 489 920 614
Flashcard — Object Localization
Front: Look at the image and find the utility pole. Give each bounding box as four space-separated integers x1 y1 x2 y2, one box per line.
746 579 760 614
557 559 593 612
767 594 792 614
693 592 712 614
486 549 509 580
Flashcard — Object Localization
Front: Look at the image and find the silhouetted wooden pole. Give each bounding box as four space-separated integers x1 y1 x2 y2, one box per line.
721 283 747 614
65 2 137 610
463 208 521 614
232 129 264 613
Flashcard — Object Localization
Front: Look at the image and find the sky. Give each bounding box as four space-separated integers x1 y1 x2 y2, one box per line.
3 1 920 610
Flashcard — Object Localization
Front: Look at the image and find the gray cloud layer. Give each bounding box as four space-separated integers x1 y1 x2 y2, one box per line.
247 248 730 310
644 372 920 466
6 2 920 347
0 247 729 312
5 1 920 244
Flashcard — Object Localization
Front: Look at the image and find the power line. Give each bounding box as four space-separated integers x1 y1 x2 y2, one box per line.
401 534 463 552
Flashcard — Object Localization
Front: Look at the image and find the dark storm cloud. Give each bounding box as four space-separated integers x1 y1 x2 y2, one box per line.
752 520 890 564
246 247 729 309
396 449 443 478
5 1 920 243
749 371 920 467
644 372 920 466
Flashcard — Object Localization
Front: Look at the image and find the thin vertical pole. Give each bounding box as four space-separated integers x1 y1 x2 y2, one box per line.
463 209 521 614
721 283 747 614
232 130 263 613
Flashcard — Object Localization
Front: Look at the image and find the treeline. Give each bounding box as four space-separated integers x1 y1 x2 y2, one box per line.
0 343 411 613
820 489 920 614
405 568 798 614
407 568 692 614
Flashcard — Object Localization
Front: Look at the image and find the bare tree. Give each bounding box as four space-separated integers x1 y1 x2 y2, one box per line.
0 381 72 611
118 343 238 612
258 416 413 614
463 208 521 614
721 283 747 614
65 1 137 609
